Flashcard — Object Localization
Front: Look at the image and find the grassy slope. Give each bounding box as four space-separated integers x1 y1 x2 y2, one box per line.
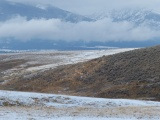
1 45 160 100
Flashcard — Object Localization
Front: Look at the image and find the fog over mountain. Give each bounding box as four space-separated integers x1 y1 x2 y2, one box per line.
0 0 160 50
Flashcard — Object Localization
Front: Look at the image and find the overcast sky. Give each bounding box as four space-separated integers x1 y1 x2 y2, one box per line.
8 0 160 15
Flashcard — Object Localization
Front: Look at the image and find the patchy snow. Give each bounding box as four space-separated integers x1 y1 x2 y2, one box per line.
1 90 160 107
0 90 160 120
0 48 137 81
26 48 136 71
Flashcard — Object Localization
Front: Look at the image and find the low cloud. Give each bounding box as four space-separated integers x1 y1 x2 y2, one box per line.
0 16 160 42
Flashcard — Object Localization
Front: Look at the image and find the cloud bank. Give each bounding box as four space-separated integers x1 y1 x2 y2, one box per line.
0 16 160 42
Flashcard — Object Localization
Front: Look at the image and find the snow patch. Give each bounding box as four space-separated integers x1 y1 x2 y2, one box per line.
0 90 160 120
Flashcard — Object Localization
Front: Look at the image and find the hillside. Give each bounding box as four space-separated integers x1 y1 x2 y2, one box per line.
1 46 160 100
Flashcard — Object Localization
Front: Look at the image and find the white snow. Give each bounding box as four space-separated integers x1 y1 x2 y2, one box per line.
0 90 160 120
1 90 159 107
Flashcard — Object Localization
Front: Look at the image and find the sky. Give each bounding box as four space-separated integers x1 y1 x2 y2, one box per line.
1 0 160 43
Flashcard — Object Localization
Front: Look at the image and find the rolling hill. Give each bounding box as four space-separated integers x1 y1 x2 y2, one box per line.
1 45 160 101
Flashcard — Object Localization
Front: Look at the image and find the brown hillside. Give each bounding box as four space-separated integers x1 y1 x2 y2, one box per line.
1 45 160 101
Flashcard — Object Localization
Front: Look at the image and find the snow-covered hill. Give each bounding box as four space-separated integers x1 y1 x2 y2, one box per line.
0 90 160 120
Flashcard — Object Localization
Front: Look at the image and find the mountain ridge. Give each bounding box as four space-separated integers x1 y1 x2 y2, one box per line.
88 8 160 30
0 0 92 22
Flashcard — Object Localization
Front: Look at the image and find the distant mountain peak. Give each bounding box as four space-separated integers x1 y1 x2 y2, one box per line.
88 8 160 30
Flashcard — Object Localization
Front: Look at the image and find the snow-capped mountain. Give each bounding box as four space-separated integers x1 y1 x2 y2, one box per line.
0 0 92 22
89 9 160 29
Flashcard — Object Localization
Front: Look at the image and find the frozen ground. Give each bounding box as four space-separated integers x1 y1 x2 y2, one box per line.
0 90 160 120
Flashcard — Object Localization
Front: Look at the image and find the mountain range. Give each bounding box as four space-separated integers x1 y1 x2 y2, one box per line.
0 0 160 50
